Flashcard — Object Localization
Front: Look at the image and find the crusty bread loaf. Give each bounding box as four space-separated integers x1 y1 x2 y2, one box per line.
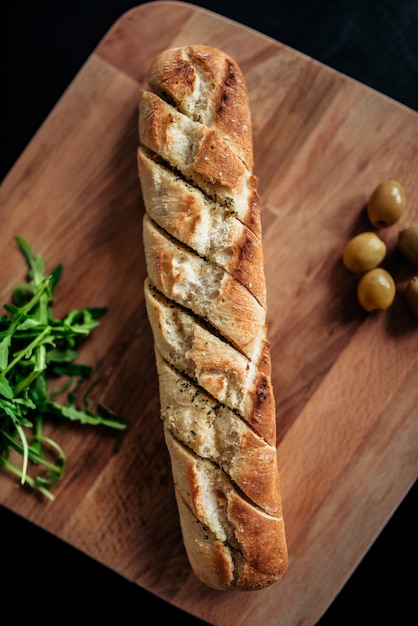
138 45 288 591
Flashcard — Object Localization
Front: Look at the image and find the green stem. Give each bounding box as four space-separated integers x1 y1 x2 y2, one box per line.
0 455 55 500
3 326 50 379
16 423 29 485
0 427 65 475
4 279 51 339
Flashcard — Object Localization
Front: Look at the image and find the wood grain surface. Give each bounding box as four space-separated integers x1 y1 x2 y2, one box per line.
1 2 417 624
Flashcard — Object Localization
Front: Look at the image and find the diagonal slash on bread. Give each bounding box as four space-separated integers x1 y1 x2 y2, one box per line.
138 45 288 591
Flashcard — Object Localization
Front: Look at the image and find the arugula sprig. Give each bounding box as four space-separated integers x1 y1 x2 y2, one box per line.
0 237 126 500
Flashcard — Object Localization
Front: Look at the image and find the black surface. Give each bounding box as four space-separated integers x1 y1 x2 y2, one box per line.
1 1 417 623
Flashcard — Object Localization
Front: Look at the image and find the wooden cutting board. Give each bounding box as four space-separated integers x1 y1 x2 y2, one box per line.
1 2 417 624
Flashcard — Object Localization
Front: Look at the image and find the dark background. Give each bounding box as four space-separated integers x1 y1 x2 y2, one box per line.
1 1 417 623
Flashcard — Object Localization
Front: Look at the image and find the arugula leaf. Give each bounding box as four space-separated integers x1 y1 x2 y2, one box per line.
0 237 126 499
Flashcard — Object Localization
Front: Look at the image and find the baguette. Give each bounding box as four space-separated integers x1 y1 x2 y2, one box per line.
138 45 288 591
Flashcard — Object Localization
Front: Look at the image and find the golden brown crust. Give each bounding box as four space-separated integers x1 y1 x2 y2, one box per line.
174 492 235 591
139 89 245 188
144 280 276 444
155 351 281 514
138 89 262 240
137 148 266 306
138 45 287 591
164 429 287 591
142 214 266 360
147 45 254 170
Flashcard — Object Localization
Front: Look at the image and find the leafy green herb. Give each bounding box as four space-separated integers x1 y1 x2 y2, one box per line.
0 237 126 500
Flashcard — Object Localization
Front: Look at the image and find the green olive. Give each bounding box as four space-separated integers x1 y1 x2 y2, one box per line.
405 276 418 317
367 180 405 227
357 268 396 312
398 224 418 266
342 232 387 273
